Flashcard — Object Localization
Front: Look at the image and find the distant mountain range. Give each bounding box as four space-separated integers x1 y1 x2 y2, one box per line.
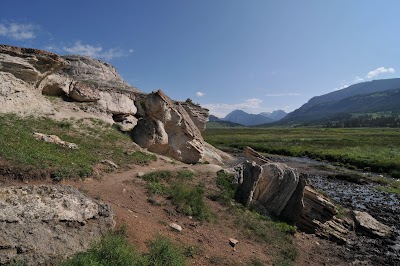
279 78 400 126
209 110 288 127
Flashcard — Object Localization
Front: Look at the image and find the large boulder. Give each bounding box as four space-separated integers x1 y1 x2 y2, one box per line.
132 90 206 163
181 102 209 132
0 185 114 265
235 160 302 222
237 148 350 244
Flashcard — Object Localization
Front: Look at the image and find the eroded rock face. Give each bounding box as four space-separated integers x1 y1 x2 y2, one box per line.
0 45 212 164
132 90 206 163
236 148 350 244
61 55 136 92
0 185 114 265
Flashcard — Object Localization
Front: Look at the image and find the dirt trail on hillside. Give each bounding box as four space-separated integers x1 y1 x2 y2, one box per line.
1 157 355 265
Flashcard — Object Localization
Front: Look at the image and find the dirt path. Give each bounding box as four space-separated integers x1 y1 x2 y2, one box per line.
1 156 358 265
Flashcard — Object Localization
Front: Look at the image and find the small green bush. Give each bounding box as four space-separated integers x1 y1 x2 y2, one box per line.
177 169 194 180
130 151 157 165
141 171 173 183
169 183 212 221
145 235 186 266
61 232 186 266
61 232 139 266
146 182 167 195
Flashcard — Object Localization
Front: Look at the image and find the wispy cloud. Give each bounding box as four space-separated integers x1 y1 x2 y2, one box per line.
47 41 133 60
62 41 133 60
366 67 395 79
0 22 39 40
353 76 364 83
195 91 205 97
203 98 268 118
335 66 395 91
265 93 300 97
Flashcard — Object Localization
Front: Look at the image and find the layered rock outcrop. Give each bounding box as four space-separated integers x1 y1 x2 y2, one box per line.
0 185 114 265
132 90 205 163
0 45 210 163
236 147 350 243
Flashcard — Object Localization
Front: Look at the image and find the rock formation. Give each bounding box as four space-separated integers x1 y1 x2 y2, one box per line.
0 44 210 163
132 90 205 163
0 185 114 265
236 147 350 243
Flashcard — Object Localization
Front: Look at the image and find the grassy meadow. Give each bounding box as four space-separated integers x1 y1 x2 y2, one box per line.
204 127 400 178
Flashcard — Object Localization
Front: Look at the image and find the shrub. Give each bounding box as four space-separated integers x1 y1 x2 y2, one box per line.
141 171 172 182
169 183 212 221
145 235 186 266
61 232 138 266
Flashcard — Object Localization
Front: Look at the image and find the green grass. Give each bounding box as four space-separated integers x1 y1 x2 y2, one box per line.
214 170 237 205
0 114 156 180
204 127 400 177
169 182 212 221
141 170 173 182
233 207 297 265
61 231 186 266
141 170 211 221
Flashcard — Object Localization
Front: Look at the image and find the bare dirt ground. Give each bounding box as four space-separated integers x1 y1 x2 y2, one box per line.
0 156 358 265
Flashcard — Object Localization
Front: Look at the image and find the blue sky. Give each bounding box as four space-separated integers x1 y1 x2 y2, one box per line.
1 0 399 117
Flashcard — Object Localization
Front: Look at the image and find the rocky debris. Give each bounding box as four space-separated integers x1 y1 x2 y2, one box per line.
229 238 239 247
132 90 206 163
296 186 338 233
169 223 183 232
353 211 392 238
0 185 114 265
33 132 78 149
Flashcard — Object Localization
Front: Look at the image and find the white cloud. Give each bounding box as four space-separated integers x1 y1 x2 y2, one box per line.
353 76 364 83
61 41 133 60
0 23 38 40
196 91 205 97
203 98 268 118
265 93 300 97
366 67 395 79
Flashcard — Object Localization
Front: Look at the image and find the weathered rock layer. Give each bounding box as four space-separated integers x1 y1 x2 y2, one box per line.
0 185 114 265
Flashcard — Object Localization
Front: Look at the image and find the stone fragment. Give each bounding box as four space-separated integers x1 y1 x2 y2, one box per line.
100 160 118 169
169 223 182 232
353 211 392 238
229 238 239 247
33 132 78 149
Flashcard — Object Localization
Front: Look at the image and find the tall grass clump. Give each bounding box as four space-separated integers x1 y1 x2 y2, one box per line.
61 231 186 266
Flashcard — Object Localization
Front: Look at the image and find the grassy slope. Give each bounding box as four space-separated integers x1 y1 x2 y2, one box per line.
0 114 156 179
204 127 400 177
